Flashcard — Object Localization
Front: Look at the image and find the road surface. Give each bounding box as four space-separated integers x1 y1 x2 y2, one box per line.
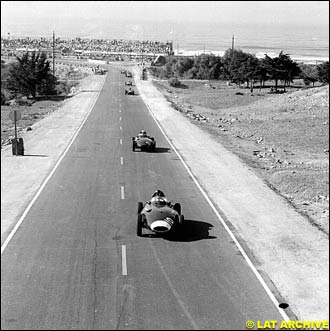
1 66 288 330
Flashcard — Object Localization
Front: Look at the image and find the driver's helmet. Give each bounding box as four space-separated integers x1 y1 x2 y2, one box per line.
152 189 165 198
139 129 147 137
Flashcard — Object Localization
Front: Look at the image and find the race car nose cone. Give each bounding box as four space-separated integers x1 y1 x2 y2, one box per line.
150 220 172 233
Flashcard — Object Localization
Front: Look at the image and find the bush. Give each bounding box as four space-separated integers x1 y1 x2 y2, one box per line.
1 89 14 105
1 90 7 105
168 77 181 88
55 81 75 95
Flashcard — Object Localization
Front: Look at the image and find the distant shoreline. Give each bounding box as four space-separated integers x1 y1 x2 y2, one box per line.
174 49 329 64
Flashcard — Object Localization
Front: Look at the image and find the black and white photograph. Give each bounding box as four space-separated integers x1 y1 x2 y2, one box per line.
1 1 329 330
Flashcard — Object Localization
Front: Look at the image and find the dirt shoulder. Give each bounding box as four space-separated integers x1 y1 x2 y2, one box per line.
133 66 329 320
152 79 329 235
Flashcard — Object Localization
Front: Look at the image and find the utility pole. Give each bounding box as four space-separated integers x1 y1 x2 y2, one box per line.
232 35 235 50
52 31 55 76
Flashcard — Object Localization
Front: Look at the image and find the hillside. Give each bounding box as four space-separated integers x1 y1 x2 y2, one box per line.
152 80 329 234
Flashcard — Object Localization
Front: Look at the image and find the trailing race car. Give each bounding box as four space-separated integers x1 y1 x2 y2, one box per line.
137 190 184 236
121 69 126 74
125 88 135 95
132 130 156 151
125 71 133 77
125 81 133 86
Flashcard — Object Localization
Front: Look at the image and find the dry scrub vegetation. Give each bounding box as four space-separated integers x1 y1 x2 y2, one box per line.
153 80 329 234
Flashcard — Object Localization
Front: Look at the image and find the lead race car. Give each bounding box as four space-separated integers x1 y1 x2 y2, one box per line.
132 130 156 152
137 190 184 236
125 80 133 86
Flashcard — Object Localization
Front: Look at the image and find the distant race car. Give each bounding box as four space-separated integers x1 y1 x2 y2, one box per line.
137 190 184 236
132 130 156 151
121 69 126 74
125 71 133 77
125 81 133 86
125 88 135 95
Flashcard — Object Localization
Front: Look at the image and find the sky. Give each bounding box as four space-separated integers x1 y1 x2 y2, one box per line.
1 1 329 27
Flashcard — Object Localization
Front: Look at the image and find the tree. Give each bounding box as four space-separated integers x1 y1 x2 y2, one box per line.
7 51 57 99
263 51 300 92
299 64 318 86
317 61 329 84
255 59 269 89
239 54 259 91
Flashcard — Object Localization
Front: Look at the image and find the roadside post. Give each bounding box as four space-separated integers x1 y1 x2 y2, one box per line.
9 109 24 156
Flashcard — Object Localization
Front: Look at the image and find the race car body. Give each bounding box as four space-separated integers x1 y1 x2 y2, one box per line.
132 133 156 152
125 81 133 86
125 88 135 95
137 191 184 236
125 71 133 77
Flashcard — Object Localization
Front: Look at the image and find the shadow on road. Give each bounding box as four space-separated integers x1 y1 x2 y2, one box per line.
152 147 171 153
135 147 171 153
23 154 48 157
164 219 216 242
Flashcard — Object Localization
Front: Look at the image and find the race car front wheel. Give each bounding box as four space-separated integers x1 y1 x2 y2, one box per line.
138 202 143 214
137 214 143 237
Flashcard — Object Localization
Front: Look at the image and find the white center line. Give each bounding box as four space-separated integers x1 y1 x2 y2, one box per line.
120 157 124 165
122 245 127 276
119 116 122 121
120 126 122 130
120 138 122 144
121 186 125 199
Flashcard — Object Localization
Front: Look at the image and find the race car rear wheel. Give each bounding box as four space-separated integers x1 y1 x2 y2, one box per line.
173 203 181 215
132 142 136 151
138 202 143 214
137 214 143 237
179 215 184 225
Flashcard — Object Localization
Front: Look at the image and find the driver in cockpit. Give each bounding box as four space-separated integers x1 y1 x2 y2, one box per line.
150 190 169 206
138 129 148 138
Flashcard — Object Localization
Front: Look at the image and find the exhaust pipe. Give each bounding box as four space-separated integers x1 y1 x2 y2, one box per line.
150 218 174 233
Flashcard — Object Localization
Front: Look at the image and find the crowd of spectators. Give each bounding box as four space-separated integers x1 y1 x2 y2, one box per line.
1 37 173 59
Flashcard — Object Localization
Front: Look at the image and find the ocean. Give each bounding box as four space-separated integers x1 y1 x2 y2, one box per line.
2 19 329 63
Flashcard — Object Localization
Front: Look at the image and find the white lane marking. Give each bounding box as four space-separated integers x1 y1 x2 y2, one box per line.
139 92 290 322
121 186 125 199
120 126 122 131
149 240 199 329
119 116 122 121
119 110 122 113
122 245 127 276
120 138 122 145
120 157 124 165
1 76 107 255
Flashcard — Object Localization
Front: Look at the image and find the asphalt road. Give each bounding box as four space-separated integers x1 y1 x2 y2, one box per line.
1 66 286 330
